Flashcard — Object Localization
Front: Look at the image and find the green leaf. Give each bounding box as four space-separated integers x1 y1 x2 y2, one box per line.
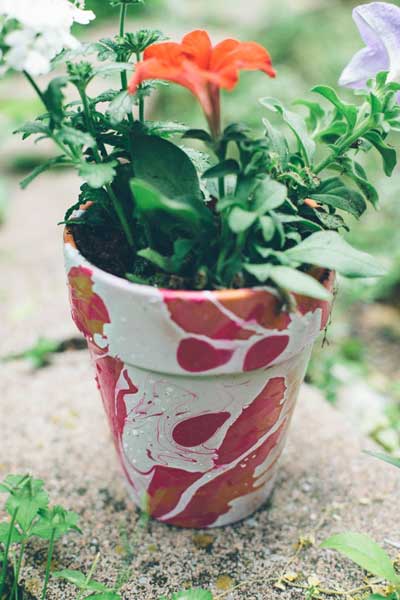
145 121 188 139
263 118 289 166
277 214 323 232
52 570 108 591
138 240 193 274
332 160 379 208
285 231 386 278
310 178 367 218
260 216 275 242
182 129 213 143
58 126 96 148
321 532 400 585
0 523 22 545
31 506 81 540
4 476 49 533
203 159 240 179
364 451 400 470
260 97 316 165
107 91 134 125
89 594 121 600
43 77 68 125
269 266 331 300
254 178 287 213
171 591 213 600
362 131 397 176
131 179 210 230
20 156 68 189
132 136 204 208
14 120 50 140
312 85 357 129
228 207 257 233
79 161 118 189
244 263 272 283
293 99 325 131
94 62 134 78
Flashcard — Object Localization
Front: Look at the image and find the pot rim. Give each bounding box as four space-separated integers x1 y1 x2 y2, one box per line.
64 226 332 305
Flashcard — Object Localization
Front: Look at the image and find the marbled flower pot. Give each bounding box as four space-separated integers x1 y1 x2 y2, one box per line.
64 227 334 528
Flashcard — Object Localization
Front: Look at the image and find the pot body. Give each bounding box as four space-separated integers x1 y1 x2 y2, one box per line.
64 229 334 528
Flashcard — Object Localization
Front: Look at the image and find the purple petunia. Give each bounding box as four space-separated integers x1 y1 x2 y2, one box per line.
340 2 400 89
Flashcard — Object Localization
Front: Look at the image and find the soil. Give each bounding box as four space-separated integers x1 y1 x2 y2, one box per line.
72 224 133 279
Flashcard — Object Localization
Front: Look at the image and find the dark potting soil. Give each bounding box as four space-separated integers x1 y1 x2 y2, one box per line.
72 224 133 279
72 224 332 292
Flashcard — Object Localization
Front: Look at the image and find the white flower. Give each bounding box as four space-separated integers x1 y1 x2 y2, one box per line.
0 0 95 75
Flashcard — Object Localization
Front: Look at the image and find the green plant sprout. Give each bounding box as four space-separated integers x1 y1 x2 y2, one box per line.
0 474 81 600
53 553 122 600
322 453 400 600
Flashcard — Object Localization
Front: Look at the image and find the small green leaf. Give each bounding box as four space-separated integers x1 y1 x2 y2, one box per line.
107 91 134 125
312 85 357 129
203 160 240 179
228 207 257 233
269 266 331 301
131 179 210 229
244 263 272 283
20 156 68 189
4 476 49 533
254 178 287 213
364 451 400 470
89 594 122 600
321 532 400 585
79 161 118 189
43 77 68 125
52 570 108 591
132 136 204 207
0 523 22 545
263 118 289 166
260 216 275 242
293 99 325 131
285 231 386 278
260 97 316 165
31 506 81 540
362 131 397 176
310 178 367 218
58 126 96 148
14 120 50 140
171 591 213 600
182 129 213 143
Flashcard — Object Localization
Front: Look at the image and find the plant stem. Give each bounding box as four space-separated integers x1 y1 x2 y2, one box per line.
78 86 134 248
106 184 135 248
23 71 48 108
11 541 25 600
41 530 55 600
314 114 372 175
76 553 100 600
135 52 145 122
0 507 19 598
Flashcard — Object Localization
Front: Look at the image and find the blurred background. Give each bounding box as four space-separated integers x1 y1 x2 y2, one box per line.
0 0 399 454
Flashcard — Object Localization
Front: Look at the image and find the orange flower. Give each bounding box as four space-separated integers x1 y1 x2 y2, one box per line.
128 30 276 138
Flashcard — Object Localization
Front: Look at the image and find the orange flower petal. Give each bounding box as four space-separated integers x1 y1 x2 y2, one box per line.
182 29 212 69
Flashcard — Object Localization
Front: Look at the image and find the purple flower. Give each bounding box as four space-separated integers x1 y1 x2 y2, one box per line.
340 2 400 89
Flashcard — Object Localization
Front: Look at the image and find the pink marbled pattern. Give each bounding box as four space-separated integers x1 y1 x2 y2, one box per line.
64 237 333 527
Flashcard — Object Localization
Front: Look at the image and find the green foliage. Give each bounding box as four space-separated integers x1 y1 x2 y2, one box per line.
322 532 400 586
160 591 213 600
364 451 400 470
0 474 81 600
11 4 400 299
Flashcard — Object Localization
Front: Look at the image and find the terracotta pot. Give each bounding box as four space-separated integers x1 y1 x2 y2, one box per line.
64 227 334 528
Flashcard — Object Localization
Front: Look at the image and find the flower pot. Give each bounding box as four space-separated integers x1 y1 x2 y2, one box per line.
64 227 334 528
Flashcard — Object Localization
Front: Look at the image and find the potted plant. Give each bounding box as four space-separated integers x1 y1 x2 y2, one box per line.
1 0 399 528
